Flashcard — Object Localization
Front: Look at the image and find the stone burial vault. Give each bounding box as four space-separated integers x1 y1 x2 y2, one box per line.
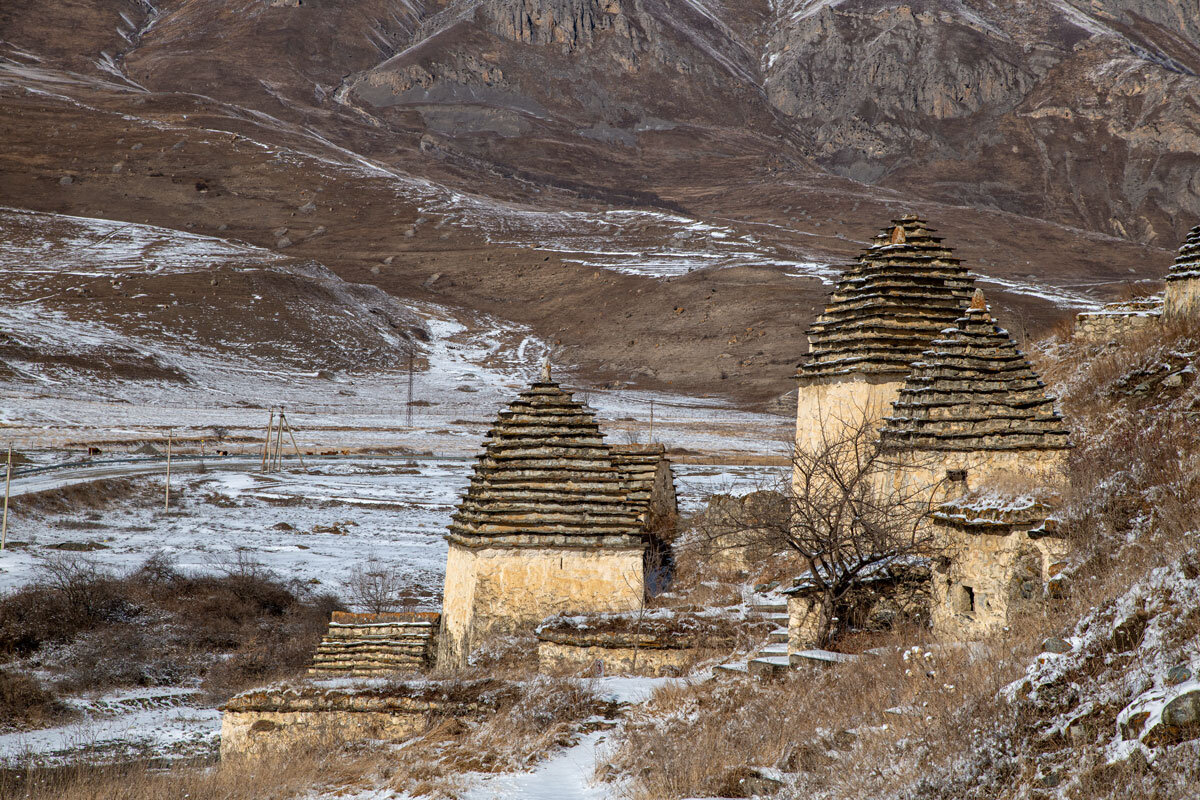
878 288 1072 502
437 365 676 667
1074 222 1200 341
795 214 975 455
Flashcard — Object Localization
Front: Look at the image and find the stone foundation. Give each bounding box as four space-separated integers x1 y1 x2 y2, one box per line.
537 639 700 676
535 612 747 676
439 541 644 667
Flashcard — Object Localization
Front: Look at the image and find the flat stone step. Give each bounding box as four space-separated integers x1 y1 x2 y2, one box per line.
769 629 789 644
750 602 788 614
714 661 750 677
758 643 789 656
790 649 859 666
748 656 792 678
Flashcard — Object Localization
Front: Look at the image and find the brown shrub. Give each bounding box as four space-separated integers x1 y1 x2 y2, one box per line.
0 554 343 702
0 744 382 800
0 670 71 731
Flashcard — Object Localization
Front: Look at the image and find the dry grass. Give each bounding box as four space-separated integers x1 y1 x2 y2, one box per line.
387 675 617 798
610 625 1021 799
607 317 1200 800
0 744 384 800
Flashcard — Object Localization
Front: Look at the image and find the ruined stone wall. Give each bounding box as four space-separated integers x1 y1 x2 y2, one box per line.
537 639 701 676
439 542 644 666
794 376 904 454
1073 299 1163 343
930 526 1068 641
221 708 425 758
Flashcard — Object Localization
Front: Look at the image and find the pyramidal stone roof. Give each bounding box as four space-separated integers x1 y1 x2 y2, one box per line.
1166 224 1200 283
800 215 975 381
878 290 1070 452
447 375 644 549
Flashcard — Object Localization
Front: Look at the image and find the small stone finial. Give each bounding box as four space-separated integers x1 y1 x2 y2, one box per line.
889 224 907 245
969 288 987 311
539 356 552 383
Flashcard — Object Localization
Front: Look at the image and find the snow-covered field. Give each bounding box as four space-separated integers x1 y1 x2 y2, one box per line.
0 457 779 769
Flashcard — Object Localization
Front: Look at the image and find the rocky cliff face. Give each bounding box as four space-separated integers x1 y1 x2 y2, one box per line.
761 0 1200 240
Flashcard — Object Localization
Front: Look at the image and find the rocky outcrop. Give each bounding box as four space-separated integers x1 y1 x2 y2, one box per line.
763 0 1200 241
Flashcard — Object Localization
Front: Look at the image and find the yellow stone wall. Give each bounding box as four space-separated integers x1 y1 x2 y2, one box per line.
439 542 645 667
930 526 1068 641
220 709 425 759
1165 277 1200 321
794 376 904 455
887 448 1070 509
537 640 702 676
787 594 824 652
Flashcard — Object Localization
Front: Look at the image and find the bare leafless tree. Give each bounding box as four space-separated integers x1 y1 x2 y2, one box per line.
343 555 415 614
695 411 945 646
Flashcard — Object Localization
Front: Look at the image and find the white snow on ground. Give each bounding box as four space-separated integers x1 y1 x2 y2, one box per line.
0 461 780 597
0 206 280 279
0 688 219 766
436 198 835 280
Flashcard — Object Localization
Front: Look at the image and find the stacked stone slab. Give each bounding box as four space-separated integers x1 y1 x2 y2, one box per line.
879 289 1071 497
795 215 974 453
438 373 646 667
1165 223 1200 320
307 612 439 677
929 496 1068 641
610 443 677 534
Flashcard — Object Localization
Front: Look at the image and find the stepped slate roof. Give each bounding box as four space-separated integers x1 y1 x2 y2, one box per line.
447 379 644 548
800 215 975 380
1166 224 1200 283
610 443 673 525
878 290 1070 452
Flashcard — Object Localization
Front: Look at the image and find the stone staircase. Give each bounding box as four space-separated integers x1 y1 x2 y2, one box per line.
307 611 439 677
717 598 862 678
746 600 793 677
715 598 789 677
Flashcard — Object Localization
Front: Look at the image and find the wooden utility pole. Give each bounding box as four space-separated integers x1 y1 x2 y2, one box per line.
273 407 285 472
1 445 11 552
407 346 414 428
164 430 172 511
261 408 275 472
281 411 308 473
